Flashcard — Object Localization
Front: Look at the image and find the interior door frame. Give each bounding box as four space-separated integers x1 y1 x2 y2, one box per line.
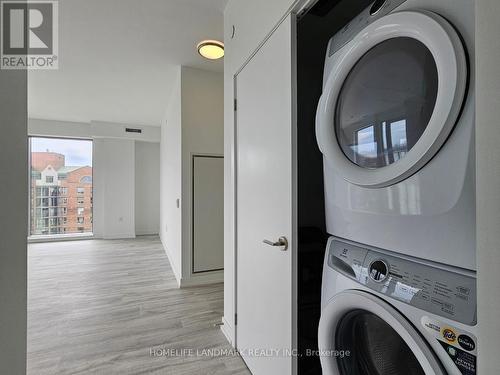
232 12 299 374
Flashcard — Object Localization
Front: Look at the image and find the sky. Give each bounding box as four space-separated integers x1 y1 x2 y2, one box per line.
31 137 93 166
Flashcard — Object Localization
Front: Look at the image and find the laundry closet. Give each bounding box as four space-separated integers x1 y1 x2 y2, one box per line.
222 0 493 374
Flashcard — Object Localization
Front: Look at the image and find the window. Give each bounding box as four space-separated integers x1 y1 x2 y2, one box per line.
37 187 49 197
389 120 408 162
29 137 93 237
352 125 377 164
36 218 48 229
80 176 92 184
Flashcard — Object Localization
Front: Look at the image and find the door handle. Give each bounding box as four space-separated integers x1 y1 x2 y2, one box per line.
263 236 288 251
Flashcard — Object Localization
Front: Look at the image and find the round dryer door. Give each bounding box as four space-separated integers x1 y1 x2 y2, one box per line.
318 290 445 375
316 10 467 188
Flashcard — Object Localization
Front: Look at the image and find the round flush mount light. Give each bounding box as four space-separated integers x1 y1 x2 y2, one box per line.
197 40 224 60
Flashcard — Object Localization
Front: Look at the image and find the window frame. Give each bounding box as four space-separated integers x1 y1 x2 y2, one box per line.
28 136 94 238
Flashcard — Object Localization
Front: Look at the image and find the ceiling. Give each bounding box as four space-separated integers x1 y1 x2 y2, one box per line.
28 0 227 126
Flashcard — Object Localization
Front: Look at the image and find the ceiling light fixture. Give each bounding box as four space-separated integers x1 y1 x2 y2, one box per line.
197 40 224 60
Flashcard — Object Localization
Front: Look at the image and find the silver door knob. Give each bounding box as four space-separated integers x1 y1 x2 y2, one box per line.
263 236 288 251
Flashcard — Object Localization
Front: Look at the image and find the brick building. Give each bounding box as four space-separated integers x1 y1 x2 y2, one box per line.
31 151 65 171
30 152 93 235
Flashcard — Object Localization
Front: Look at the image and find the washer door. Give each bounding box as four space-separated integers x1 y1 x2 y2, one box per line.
318 290 445 375
316 10 467 188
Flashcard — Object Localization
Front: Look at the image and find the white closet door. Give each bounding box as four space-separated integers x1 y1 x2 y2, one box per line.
236 14 296 375
193 156 224 273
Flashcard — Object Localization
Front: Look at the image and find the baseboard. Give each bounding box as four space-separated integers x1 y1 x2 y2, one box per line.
102 234 136 240
158 237 221 289
179 270 223 288
160 237 182 287
220 316 234 347
28 233 94 243
135 231 159 236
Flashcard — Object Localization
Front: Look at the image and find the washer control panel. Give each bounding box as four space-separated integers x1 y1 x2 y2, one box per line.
327 237 477 325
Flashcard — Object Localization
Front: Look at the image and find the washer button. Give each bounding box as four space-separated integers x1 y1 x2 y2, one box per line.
369 259 389 282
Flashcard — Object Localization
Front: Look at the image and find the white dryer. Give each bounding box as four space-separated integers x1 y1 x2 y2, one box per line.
319 237 477 375
315 0 475 270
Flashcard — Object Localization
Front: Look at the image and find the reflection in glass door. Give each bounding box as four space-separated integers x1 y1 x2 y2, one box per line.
29 137 93 237
351 119 409 168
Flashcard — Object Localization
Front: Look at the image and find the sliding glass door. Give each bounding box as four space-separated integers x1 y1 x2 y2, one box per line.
29 137 93 237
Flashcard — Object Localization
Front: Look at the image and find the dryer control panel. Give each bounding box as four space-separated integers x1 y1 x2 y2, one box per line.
327 237 477 325
327 0 407 56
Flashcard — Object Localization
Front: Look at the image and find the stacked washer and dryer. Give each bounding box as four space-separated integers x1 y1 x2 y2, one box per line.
315 0 476 374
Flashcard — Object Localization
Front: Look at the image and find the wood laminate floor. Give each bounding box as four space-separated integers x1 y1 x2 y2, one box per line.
27 236 249 375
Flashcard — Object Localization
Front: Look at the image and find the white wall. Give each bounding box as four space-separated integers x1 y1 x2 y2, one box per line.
0 62 27 375
160 66 224 287
181 66 224 285
91 121 161 143
223 0 298 345
160 68 183 282
224 0 298 73
93 138 135 239
29 118 161 142
476 0 500 371
29 118 92 138
135 141 160 235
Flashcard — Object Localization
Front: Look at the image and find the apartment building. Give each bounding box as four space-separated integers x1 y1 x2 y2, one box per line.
30 152 93 235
